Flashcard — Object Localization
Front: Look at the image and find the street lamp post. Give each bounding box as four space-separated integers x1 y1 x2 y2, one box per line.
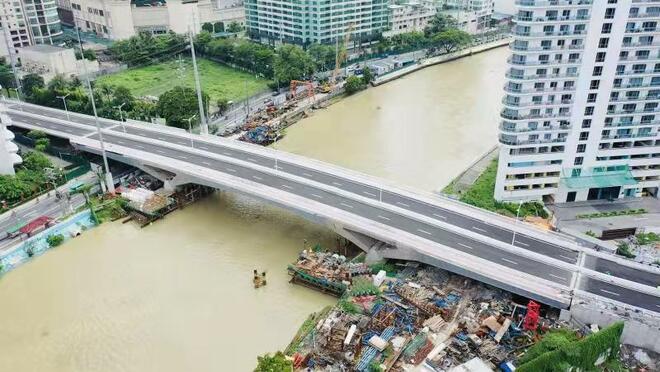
75 26 115 194
56 93 71 121
511 200 524 246
114 102 126 133
186 114 197 148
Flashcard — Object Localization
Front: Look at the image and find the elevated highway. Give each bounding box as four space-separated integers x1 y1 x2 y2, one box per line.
4 100 659 313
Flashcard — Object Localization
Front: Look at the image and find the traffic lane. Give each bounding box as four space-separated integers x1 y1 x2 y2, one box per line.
381 191 580 263
89 132 574 284
13 110 579 265
9 113 95 137
584 255 660 288
10 104 115 128
580 276 660 313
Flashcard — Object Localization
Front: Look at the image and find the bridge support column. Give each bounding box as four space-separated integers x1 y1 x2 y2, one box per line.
104 172 115 194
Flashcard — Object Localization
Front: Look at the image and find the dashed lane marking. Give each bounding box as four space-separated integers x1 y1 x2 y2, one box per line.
311 194 323 199
472 226 488 233
550 274 566 281
377 215 391 221
559 254 574 261
396 201 410 207
281 184 293 190
302 172 313 177
501 258 518 265
600 289 620 297
340 202 354 209
458 243 473 250
515 241 529 247
252 175 263 180
202 161 212 166
247 157 257 162
332 181 343 186
363 191 378 197
226 168 237 173
417 229 433 236
433 213 447 219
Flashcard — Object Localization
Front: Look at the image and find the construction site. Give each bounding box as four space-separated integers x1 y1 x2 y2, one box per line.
280 248 656 372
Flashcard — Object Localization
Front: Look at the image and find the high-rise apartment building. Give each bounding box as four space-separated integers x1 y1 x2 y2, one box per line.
245 0 390 46
495 0 660 203
0 0 62 57
0 112 21 175
439 0 494 34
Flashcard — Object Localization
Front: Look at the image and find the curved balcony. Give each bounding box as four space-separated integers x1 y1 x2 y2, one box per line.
510 43 584 52
605 120 660 128
625 27 658 34
607 107 660 116
503 84 576 95
506 72 578 80
507 57 582 66
499 136 567 146
500 122 572 133
500 111 571 121
601 133 657 140
612 83 660 90
609 95 659 103
513 30 587 38
516 0 593 7
502 97 574 108
629 12 660 19
514 15 590 23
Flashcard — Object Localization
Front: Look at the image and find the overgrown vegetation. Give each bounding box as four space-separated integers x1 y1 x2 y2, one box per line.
0 152 62 210
369 261 398 277
254 351 293 372
519 329 579 364
585 230 597 238
635 232 660 245
616 241 636 259
576 209 646 219
93 197 128 223
46 234 65 247
517 322 624 372
458 159 548 219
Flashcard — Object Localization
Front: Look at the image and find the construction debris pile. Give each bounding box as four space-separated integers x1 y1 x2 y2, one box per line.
287 249 371 297
286 262 566 372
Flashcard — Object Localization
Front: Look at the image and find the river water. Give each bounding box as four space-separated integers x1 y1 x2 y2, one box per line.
0 47 508 372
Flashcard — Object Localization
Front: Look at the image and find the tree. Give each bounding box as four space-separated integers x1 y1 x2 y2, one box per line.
307 43 336 71
46 234 65 247
214 22 225 33
0 63 16 94
21 151 52 171
21 74 45 97
362 66 375 85
227 21 243 33
216 97 229 115
254 351 292 372
157 86 208 128
83 49 96 60
273 44 315 85
111 85 136 111
425 14 458 36
195 31 214 51
201 22 214 33
344 75 365 94
27 130 47 140
35 138 50 152
432 29 472 54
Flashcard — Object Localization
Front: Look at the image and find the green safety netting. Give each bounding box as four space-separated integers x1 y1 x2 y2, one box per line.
561 166 638 189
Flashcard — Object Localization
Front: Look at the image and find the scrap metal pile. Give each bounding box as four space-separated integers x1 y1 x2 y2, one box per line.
287 250 372 297
287 263 564 371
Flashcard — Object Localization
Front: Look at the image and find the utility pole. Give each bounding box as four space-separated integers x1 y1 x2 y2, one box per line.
188 26 208 135
76 26 115 193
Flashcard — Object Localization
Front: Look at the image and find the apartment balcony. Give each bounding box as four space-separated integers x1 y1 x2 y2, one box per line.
619 55 660 62
503 84 576 94
499 136 568 146
615 69 660 76
507 57 582 66
605 120 660 128
612 83 660 90
621 41 660 48
609 95 660 103
500 122 572 133
629 12 660 19
510 43 584 52
513 30 587 38
625 27 658 34
632 0 660 3
515 0 593 7
502 97 574 108
506 72 579 80
500 111 572 120
608 107 660 115
601 132 658 140
514 15 590 23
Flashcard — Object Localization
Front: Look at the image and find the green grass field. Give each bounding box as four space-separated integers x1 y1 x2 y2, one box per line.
97 58 271 103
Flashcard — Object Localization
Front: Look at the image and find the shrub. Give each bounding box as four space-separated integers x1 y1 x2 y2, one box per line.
46 234 65 247
344 75 366 94
636 232 659 245
585 230 597 238
255 351 292 372
615 241 636 259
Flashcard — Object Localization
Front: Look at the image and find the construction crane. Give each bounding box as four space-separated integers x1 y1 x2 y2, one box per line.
329 23 354 87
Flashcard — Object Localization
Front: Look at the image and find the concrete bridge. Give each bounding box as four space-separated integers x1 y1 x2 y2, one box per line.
4 100 659 313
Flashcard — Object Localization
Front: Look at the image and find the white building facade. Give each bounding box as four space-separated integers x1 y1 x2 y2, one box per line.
245 0 390 46
0 111 21 175
495 0 660 203
384 2 437 37
56 0 245 40
439 0 494 34
0 0 63 58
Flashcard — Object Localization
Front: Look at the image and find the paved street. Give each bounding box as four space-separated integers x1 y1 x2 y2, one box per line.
6 103 660 312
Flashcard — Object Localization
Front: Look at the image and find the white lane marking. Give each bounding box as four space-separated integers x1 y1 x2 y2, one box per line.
281 184 293 190
252 175 263 181
199 146 210 150
332 181 343 186
340 202 354 209
396 201 410 207
226 168 237 173
634 217 648 221
247 157 257 162
433 213 447 220
417 229 433 236
178 155 188 159
600 289 620 297
136 144 145 149
559 254 574 261
472 226 488 233
501 258 518 265
550 274 566 281
515 241 529 247
302 172 313 177
458 243 473 250
117 140 126 145
311 194 324 199
158 137 166 140
223 152 232 156
377 215 391 221
363 191 377 197
202 161 212 166
156 149 165 154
